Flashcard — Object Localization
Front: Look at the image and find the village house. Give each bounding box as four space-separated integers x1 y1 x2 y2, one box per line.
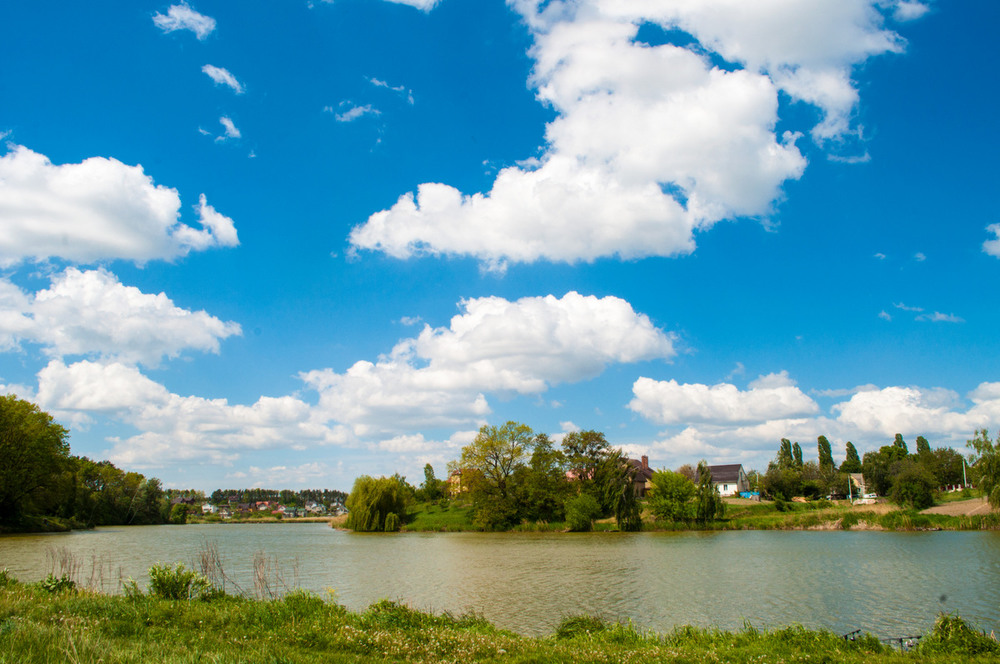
627 456 655 497
698 464 748 497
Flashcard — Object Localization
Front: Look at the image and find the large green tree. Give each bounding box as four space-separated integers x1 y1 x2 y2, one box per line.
512 433 569 522
461 422 534 500
345 475 409 532
817 436 834 470
776 439 794 469
647 470 695 522
968 429 1000 509
840 442 862 474
0 395 70 524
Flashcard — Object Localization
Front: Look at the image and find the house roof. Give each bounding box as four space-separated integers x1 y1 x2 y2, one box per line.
704 464 744 484
626 458 654 482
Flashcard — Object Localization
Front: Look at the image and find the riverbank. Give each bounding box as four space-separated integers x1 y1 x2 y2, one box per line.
395 496 999 533
1 569 997 663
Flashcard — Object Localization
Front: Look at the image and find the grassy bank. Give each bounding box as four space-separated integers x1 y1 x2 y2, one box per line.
0 568 997 664
395 497 999 533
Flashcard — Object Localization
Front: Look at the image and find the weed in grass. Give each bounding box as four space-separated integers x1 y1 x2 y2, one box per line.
919 613 1000 655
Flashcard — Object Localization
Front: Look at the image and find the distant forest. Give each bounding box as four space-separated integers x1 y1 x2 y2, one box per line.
0 394 345 533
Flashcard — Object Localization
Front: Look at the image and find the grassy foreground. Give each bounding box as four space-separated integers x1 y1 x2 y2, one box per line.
1 570 998 663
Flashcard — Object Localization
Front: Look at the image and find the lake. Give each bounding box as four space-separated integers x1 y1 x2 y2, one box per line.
2 524 998 637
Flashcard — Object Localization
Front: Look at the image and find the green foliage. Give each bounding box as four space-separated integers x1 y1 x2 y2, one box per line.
792 442 803 469
512 433 569 523
817 435 834 470
919 614 1000 655
383 512 400 532
420 463 443 501
345 475 409 532
564 493 601 531
168 503 188 524
888 460 937 509
893 433 909 455
694 461 725 523
147 563 216 601
776 438 794 469
600 449 642 531
762 466 801 501
555 615 609 639
461 421 535 501
0 568 14 589
647 470 695 522
37 574 76 594
968 429 1000 509
841 442 862 474
0 395 70 525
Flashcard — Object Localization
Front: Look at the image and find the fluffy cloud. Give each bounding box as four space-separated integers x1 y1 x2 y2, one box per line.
0 145 239 266
331 104 380 123
153 2 216 40
202 65 244 94
35 359 346 466
383 0 441 10
632 376 1000 469
629 371 819 425
218 117 241 140
302 292 676 435
0 268 241 366
983 224 1000 257
351 0 911 269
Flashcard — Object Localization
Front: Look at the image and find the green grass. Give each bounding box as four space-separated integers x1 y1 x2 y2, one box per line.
0 571 997 664
403 501 476 531
398 497 999 534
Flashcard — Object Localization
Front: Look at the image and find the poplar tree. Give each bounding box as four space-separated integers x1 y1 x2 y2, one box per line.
817 436 834 470
840 442 862 474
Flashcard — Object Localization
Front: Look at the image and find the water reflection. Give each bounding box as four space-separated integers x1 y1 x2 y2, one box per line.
1 525 997 636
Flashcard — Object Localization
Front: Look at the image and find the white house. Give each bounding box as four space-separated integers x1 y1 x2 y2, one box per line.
704 464 748 496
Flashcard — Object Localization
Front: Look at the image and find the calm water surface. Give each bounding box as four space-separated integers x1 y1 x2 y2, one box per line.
2 524 998 637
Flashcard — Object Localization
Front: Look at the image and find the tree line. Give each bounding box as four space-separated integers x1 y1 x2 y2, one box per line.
759 433 974 510
346 421 727 532
0 395 349 532
208 488 347 507
0 395 167 530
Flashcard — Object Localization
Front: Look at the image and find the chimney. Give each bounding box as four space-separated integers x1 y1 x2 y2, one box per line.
641 455 648 470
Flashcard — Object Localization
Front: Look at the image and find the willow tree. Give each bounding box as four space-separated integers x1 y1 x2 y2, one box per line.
345 475 408 532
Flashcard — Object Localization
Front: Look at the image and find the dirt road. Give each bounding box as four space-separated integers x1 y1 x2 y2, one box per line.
921 497 993 516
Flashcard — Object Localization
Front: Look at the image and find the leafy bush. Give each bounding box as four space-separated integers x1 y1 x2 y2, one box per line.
564 493 601 532
919 613 1000 655
38 573 75 594
147 563 217 600
0 568 16 588
890 460 937 509
281 589 327 619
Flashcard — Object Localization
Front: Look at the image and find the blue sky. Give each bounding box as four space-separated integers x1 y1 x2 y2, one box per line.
1 0 998 492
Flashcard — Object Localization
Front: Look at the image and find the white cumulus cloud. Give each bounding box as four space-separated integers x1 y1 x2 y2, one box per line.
0 145 239 266
301 292 676 436
983 224 1000 258
153 2 216 40
202 65 244 94
350 0 908 269
35 359 346 466
629 371 819 425
0 268 241 366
